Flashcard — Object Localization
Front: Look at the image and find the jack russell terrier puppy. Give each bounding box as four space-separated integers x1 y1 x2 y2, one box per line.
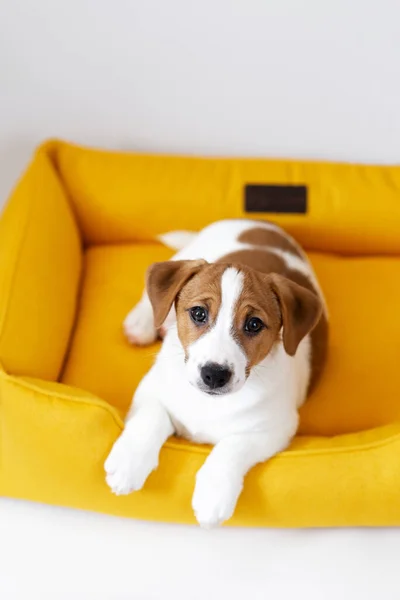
105 219 328 527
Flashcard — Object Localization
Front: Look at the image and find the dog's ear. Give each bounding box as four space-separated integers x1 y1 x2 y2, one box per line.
270 274 322 356
146 259 207 327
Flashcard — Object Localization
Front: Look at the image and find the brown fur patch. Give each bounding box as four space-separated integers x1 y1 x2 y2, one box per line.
175 264 227 358
231 267 282 369
175 260 299 376
217 249 288 278
147 259 207 327
218 249 327 392
239 227 304 258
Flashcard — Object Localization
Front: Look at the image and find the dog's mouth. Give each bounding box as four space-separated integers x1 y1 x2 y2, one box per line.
188 379 231 396
200 386 227 397
192 377 244 397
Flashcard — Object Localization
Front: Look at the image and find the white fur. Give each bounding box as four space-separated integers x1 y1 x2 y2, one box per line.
105 398 174 494
186 268 247 394
157 230 197 250
107 219 321 527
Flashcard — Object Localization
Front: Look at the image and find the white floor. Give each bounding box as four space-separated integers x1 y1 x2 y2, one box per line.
0 497 399 600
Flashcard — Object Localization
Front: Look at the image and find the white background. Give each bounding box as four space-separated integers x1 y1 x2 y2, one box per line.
1 1 400 598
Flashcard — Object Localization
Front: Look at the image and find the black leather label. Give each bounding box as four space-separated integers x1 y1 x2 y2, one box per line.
245 184 307 214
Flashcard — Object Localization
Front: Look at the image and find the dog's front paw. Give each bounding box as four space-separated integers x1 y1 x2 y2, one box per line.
123 301 157 346
192 464 243 528
104 433 158 495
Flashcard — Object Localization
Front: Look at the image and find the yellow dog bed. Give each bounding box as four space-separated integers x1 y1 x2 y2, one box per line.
2 139 400 527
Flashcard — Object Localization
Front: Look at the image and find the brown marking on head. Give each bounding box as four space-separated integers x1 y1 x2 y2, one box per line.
226 266 321 371
164 255 286 371
174 263 227 357
218 248 327 387
231 267 282 369
147 246 327 395
238 227 304 258
146 259 207 327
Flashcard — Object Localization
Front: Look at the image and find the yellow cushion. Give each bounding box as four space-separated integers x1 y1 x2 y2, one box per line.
2 139 400 526
0 148 81 380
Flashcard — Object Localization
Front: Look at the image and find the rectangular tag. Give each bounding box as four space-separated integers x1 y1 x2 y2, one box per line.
245 184 307 214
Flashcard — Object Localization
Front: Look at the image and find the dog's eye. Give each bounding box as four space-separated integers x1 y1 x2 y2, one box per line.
190 306 208 324
244 317 264 334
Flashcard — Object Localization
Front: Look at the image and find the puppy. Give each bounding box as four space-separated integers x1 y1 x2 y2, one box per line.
105 219 328 527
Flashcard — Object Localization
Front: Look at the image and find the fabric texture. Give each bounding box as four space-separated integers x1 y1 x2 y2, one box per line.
1 139 400 526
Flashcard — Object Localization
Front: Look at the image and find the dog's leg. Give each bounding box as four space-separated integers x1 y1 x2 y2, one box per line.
192 416 298 528
124 291 175 344
105 382 174 495
123 291 159 345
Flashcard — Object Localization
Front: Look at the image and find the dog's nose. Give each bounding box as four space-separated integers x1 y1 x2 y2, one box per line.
200 363 232 390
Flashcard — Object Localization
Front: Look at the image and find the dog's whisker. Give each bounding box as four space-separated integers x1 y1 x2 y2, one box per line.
253 364 269 372
250 369 264 385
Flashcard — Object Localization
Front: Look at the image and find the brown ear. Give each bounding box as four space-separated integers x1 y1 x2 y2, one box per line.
270 273 322 356
146 259 207 327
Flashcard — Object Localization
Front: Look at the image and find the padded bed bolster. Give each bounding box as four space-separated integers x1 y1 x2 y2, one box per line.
53 140 400 254
0 146 82 380
1 139 400 527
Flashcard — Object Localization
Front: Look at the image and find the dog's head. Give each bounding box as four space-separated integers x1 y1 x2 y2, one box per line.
147 260 321 396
